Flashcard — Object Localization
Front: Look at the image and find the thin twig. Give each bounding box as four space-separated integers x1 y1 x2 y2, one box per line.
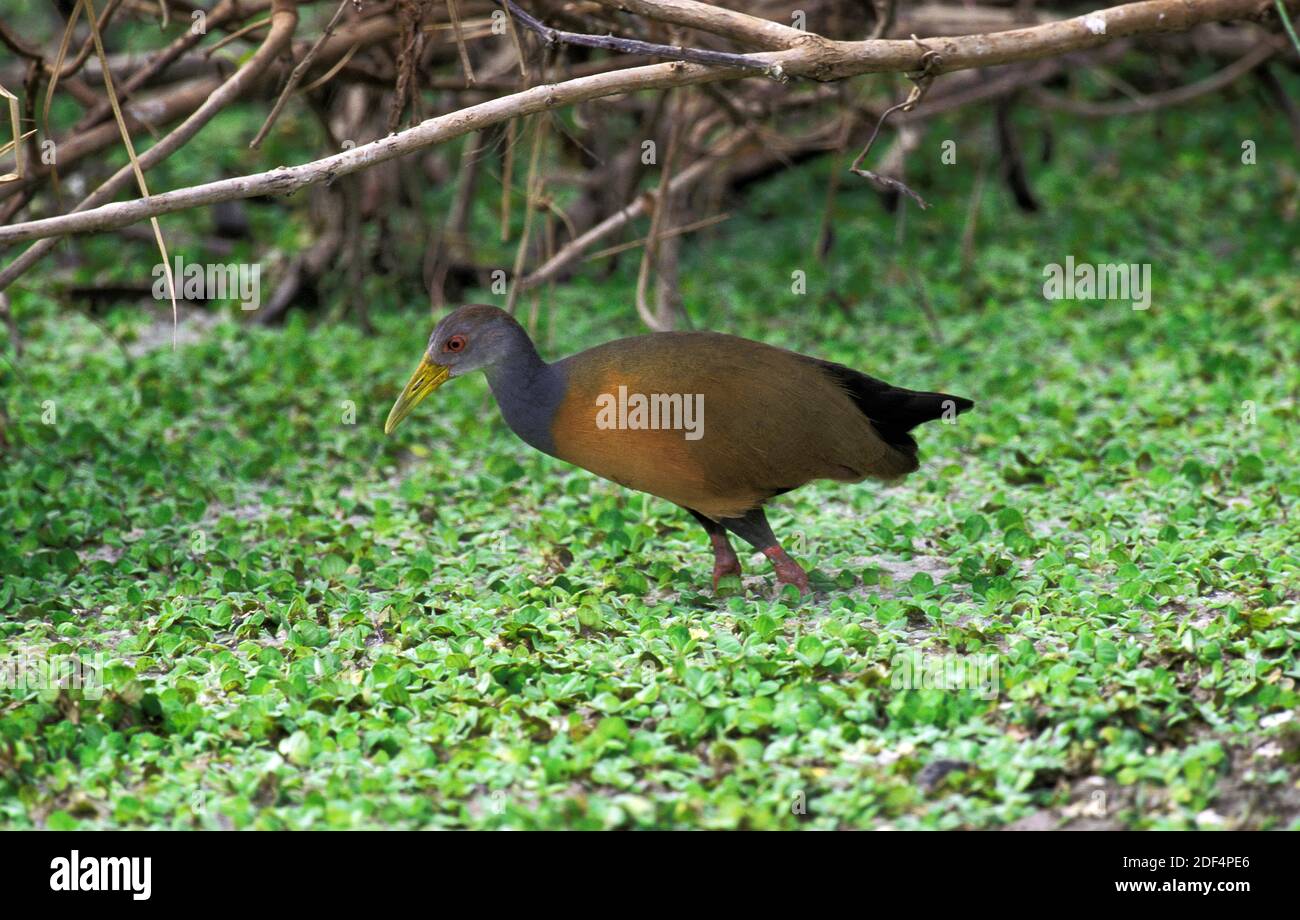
1276 0 1300 55
205 17 272 57
425 130 484 310
251 0 355 149
959 155 989 275
83 0 180 345
52 0 127 83
522 127 754 290
1032 42 1278 116
299 41 361 93
501 118 516 241
586 212 731 261
447 0 477 86
848 36 942 209
586 0 805 51
635 90 683 331
42 0 86 196
71 0 246 133
499 0 528 76
0 85 24 182
0 20 46 61
868 0 896 40
815 115 851 261
505 114 547 314
502 0 787 79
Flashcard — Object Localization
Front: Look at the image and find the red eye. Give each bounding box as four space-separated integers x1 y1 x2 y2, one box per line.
445 335 466 353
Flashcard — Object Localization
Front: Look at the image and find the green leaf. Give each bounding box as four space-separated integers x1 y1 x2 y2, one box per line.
795 635 826 667
279 730 313 766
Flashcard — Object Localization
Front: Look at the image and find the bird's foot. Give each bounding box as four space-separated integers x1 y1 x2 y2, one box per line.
709 534 743 591
711 558 742 591
763 546 811 595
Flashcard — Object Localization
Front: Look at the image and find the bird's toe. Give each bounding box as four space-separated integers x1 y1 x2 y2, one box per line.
764 546 811 595
711 557 743 592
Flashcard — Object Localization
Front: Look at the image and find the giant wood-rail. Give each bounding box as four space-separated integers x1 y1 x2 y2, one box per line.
385 304 973 593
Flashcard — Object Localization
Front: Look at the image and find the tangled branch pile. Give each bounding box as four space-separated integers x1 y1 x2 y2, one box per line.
1 0 1296 328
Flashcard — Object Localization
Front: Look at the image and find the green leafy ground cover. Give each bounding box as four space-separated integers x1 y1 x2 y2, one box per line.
1 96 1298 829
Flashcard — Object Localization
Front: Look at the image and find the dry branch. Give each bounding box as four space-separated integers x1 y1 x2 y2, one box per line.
1032 40 1281 116
503 0 786 75
588 0 806 50
0 2 299 290
0 0 1292 299
251 0 355 148
521 126 754 290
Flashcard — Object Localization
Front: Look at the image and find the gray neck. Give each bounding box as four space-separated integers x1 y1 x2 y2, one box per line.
483 331 565 456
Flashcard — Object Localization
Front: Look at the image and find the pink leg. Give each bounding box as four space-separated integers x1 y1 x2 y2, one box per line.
763 545 811 595
709 531 742 591
688 509 744 592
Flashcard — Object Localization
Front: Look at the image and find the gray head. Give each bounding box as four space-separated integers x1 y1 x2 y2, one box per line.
385 304 534 434
425 303 531 378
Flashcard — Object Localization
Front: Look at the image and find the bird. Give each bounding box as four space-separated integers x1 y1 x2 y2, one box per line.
385 304 973 594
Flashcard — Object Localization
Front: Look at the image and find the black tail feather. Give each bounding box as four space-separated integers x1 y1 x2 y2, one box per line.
812 359 974 456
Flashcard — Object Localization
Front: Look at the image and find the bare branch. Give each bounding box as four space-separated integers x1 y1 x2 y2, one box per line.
847 37 943 208
868 0 896 41
502 1 787 77
0 0 1289 270
70 0 252 133
635 90 683 331
587 0 808 51
522 127 754 290
0 3 299 290
252 0 354 149
1032 40 1279 116
504 114 547 314
447 0 478 86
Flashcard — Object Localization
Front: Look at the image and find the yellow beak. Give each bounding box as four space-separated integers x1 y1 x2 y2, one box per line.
384 354 450 434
